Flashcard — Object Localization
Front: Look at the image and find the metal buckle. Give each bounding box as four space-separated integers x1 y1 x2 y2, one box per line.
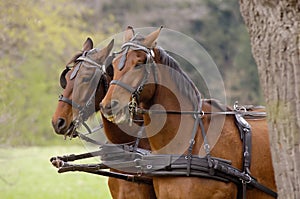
128 97 138 126
199 111 205 118
241 173 252 184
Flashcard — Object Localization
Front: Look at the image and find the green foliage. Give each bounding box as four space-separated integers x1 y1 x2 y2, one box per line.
190 0 263 104
0 0 119 146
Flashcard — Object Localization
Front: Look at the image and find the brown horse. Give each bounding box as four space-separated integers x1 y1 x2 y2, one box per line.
100 27 277 199
51 38 156 199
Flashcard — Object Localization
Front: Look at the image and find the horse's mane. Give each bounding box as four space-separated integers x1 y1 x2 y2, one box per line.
156 46 202 110
202 99 231 112
66 51 83 66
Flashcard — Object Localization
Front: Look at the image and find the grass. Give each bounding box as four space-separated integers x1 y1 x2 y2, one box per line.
0 146 112 199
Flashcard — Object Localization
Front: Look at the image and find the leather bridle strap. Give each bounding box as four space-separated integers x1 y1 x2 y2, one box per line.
110 80 136 93
58 94 82 110
76 56 105 71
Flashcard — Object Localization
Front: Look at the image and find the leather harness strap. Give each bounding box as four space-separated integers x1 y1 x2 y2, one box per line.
52 110 277 198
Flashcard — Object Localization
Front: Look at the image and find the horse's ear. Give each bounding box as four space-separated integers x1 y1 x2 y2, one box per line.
143 26 163 48
95 39 114 64
83 37 93 51
106 39 114 54
124 26 135 42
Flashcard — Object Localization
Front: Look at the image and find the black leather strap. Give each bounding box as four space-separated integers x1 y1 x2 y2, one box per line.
58 94 81 110
235 113 252 174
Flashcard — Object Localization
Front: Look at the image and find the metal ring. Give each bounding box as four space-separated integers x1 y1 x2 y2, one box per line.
134 158 142 168
137 170 142 176
189 139 195 145
199 111 205 118
204 144 210 150
241 173 252 184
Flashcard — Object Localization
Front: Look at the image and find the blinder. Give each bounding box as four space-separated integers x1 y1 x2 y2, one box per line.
118 47 129 71
59 67 71 89
59 62 81 89
116 33 151 71
70 63 81 80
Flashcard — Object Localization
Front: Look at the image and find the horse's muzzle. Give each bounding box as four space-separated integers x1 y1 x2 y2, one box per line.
52 117 68 135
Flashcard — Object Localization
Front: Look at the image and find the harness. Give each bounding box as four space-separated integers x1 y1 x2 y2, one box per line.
52 41 277 199
51 108 276 198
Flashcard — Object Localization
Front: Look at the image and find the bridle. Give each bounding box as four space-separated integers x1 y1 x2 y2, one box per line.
58 50 108 138
110 40 158 125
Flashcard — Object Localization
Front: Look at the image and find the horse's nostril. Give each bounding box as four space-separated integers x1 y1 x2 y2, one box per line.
57 118 66 130
100 100 120 114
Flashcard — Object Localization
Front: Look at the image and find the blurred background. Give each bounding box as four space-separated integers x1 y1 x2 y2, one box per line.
0 0 263 198
0 0 263 146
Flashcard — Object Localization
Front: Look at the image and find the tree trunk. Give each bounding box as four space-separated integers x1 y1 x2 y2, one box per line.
239 0 300 198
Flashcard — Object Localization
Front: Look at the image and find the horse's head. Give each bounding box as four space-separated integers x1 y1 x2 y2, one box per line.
100 26 162 124
52 38 114 137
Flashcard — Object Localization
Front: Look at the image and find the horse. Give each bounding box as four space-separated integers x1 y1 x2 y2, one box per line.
51 38 156 199
100 26 277 199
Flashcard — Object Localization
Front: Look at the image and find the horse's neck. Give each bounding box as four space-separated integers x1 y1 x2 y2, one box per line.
145 67 197 154
144 68 239 157
97 75 135 144
101 115 133 144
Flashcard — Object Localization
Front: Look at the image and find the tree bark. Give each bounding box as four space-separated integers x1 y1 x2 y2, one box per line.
239 0 300 198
